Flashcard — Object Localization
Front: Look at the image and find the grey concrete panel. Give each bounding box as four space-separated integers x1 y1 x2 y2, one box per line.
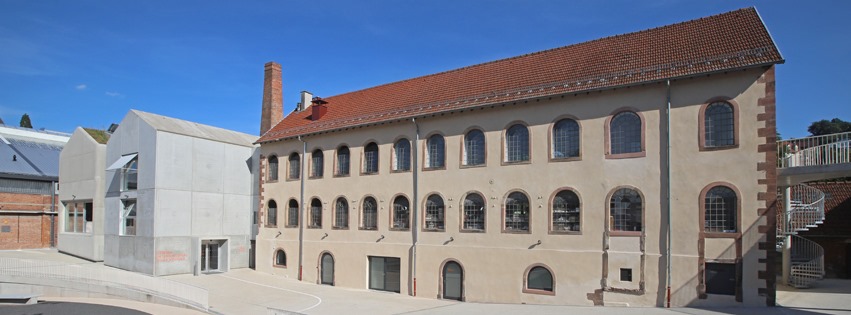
153 189 192 237
137 189 156 237
155 132 193 191
227 236 249 269
57 233 95 261
154 237 193 276
134 236 155 275
191 192 224 236
103 197 120 235
222 146 254 195
222 194 251 236
191 138 225 194
117 236 136 271
103 235 119 268
138 120 157 191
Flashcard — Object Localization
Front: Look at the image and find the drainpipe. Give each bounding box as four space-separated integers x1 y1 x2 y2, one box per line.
50 180 56 247
665 79 673 308
411 118 420 296
298 135 306 281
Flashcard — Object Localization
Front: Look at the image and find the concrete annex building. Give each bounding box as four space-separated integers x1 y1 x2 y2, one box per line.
254 8 783 307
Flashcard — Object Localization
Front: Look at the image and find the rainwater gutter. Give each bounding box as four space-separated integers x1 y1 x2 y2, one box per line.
411 118 420 296
297 135 306 281
665 79 673 307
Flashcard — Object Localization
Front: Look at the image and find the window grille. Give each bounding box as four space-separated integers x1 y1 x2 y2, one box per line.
610 188 642 232
362 197 377 229
364 143 379 174
268 156 279 181
705 102 735 147
311 150 324 178
527 266 553 291
288 153 300 180
334 198 348 228
552 190 580 232
553 119 580 158
392 196 409 229
287 199 299 227
610 112 642 154
464 130 485 166
426 135 445 168
705 186 737 232
267 200 278 226
310 199 322 228
424 195 444 230
463 194 485 230
394 139 411 171
506 124 529 162
336 146 350 176
504 192 529 231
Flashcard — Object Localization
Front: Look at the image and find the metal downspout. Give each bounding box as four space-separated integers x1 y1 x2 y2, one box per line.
665 79 673 307
411 118 420 296
50 181 56 247
298 135 306 281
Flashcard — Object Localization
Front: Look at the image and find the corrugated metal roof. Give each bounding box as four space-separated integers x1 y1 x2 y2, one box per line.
132 110 257 147
0 137 63 179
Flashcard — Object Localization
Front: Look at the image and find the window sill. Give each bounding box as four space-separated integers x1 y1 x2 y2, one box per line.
285 225 298 228
459 164 486 169
548 230 582 235
266 179 279 184
699 144 739 152
360 172 379 176
609 231 642 237
286 178 300 182
307 226 322 229
390 169 411 174
333 173 350 178
332 226 349 230
549 156 582 163
273 265 287 269
704 231 741 238
308 176 324 180
359 227 378 231
605 151 646 159
501 229 530 234
501 160 531 166
265 225 277 229
522 288 555 296
422 228 445 232
423 166 446 172
390 227 410 231
460 229 485 233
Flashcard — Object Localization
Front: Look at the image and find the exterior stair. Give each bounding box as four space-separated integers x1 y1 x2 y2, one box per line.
777 184 826 288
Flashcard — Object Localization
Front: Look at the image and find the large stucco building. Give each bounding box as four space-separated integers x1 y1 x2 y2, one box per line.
254 8 782 307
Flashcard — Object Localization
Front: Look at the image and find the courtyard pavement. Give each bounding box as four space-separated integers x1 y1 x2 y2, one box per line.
1 249 849 315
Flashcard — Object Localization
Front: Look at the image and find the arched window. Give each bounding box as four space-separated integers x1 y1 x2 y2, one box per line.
504 192 530 232
552 190 580 232
463 129 485 166
336 146 350 176
310 198 322 228
526 266 554 292
426 134 445 169
311 149 324 178
424 194 445 230
462 193 485 231
266 200 278 227
505 124 529 162
362 197 377 230
393 139 411 171
274 249 286 267
334 198 348 229
552 119 580 159
705 186 737 233
609 111 642 155
610 188 642 232
363 142 379 174
705 102 735 147
268 155 279 181
287 199 299 227
392 196 410 230
288 153 300 180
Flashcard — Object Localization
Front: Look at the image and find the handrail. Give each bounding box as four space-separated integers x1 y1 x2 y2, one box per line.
788 235 825 288
778 131 851 168
781 184 825 235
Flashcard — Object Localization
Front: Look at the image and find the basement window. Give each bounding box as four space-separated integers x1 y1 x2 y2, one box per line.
620 268 632 282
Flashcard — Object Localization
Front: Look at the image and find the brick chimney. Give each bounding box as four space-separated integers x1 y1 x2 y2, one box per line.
260 62 283 135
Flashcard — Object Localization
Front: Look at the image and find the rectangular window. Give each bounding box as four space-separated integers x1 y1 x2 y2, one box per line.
706 263 737 295
369 256 401 293
64 201 93 233
122 157 138 191
620 268 632 282
121 199 137 236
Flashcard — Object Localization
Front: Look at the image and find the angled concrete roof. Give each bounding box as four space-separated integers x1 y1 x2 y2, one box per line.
131 110 257 147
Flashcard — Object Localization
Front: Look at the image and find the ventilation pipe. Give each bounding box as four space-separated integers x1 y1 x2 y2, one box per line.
297 91 313 112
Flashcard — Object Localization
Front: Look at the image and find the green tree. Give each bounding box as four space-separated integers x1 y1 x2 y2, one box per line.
807 118 851 136
19 113 32 128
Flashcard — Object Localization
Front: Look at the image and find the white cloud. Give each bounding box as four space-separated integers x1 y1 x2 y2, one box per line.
105 91 124 98
75 84 87 90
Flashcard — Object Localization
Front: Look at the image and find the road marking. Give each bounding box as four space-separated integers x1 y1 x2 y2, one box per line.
220 274 322 313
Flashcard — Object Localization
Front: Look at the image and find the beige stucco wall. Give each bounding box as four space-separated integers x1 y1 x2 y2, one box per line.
58 128 107 261
256 67 771 307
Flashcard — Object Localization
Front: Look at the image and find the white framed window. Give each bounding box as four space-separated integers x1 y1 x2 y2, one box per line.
552 119 580 159
392 196 410 230
122 156 138 191
393 139 411 171
266 200 278 227
336 146 350 176
424 194 444 230
610 111 642 154
704 102 735 147
120 199 136 236
268 155 279 181
334 198 348 229
362 197 378 230
288 153 300 180
425 134 445 169
552 190 580 233
504 192 530 232
609 188 642 232
463 129 485 166
64 201 92 233
462 193 485 231
287 199 299 227
704 186 737 233
363 143 379 174
310 198 322 228
505 124 529 162
311 150 324 178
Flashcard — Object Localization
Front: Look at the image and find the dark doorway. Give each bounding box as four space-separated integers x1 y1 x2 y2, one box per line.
369 256 400 293
442 261 463 301
706 262 736 295
321 253 334 285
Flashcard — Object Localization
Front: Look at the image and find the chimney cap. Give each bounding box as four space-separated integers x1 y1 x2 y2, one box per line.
311 97 328 105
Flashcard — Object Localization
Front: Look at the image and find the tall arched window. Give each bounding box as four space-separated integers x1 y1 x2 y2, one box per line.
526 266 554 292
288 153 300 180
274 249 286 267
463 129 485 166
310 198 322 228
505 124 529 162
705 186 737 233
552 119 580 159
392 196 410 230
287 199 299 227
362 197 377 230
705 102 735 147
336 146 350 176
311 149 324 178
610 188 642 232
609 111 642 155
268 155 279 181
426 134 445 169
334 197 349 229
266 200 278 227
552 190 580 232
363 142 379 174
504 192 530 232
462 193 485 231
424 194 445 230
393 139 411 171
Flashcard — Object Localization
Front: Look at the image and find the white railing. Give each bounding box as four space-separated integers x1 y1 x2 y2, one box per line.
0 258 208 311
779 132 851 168
781 184 826 235
788 235 825 288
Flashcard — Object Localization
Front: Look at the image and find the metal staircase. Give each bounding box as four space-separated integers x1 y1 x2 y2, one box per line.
777 184 826 288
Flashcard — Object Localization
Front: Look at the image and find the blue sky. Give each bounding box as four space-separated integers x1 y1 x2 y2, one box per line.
0 1 848 139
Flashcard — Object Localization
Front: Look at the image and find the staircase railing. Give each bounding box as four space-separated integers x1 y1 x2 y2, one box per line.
782 184 826 235
788 235 825 288
777 183 827 288
778 131 851 168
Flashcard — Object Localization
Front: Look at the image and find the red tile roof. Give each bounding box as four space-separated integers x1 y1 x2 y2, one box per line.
258 7 783 143
807 182 851 214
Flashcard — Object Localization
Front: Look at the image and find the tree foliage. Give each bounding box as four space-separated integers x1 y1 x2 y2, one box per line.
808 118 851 136
19 113 32 128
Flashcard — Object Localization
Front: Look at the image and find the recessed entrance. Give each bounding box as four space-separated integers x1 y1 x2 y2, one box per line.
369 256 400 293
321 253 334 285
442 261 463 301
201 240 225 273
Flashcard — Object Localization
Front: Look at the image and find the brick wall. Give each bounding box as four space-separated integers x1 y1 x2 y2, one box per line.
0 192 58 250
